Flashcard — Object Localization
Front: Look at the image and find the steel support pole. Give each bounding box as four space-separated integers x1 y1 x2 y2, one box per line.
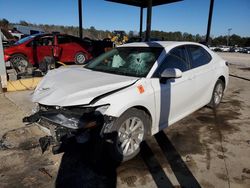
145 0 152 41
0 29 7 92
205 0 214 45
139 7 143 39
78 0 83 39
227 28 232 46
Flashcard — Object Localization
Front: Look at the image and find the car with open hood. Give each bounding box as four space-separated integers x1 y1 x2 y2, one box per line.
24 41 229 161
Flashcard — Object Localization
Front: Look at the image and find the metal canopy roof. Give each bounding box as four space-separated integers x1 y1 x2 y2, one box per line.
105 0 184 41
106 0 182 8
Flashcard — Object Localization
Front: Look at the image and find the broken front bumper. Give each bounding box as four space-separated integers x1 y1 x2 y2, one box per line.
23 110 99 130
23 108 104 153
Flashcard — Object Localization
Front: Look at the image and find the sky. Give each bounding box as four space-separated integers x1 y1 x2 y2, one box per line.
0 0 249 37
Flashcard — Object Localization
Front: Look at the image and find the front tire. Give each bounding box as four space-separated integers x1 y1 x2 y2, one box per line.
10 54 32 74
109 108 150 161
208 79 225 109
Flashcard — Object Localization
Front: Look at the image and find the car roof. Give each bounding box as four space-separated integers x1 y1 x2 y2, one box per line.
119 41 205 49
33 33 72 37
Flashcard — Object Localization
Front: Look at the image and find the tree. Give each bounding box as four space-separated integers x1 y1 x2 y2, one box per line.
212 36 227 46
244 37 250 47
230 34 243 46
0 18 9 28
183 32 193 41
194 34 202 42
1 18 249 45
128 31 134 38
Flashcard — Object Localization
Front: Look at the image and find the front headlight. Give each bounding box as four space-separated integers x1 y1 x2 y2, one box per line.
42 113 82 129
95 105 110 114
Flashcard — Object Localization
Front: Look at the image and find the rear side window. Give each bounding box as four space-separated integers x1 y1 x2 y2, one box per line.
70 36 80 43
57 35 72 44
188 45 212 68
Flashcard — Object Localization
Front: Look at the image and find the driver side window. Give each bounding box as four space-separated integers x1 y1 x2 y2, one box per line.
154 46 189 77
35 36 53 46
155 55 188 77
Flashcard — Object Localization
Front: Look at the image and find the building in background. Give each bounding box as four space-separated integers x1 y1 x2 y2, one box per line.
0 28 16 47
12 25 44 36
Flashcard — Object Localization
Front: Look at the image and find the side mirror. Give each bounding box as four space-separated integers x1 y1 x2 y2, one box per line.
160 68 182 79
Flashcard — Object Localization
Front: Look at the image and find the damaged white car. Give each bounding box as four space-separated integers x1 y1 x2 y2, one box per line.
24 41 229 161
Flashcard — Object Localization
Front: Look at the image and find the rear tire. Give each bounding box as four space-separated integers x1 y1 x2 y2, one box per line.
74 52 86 65
208 79 225 109
107 108 150 162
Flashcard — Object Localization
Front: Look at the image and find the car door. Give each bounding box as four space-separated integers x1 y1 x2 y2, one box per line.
152 46 197 129
57 35 76 62
34 35 54 63
186 45 214 109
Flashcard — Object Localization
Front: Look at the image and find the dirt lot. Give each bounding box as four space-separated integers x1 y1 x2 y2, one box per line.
0 53 249 188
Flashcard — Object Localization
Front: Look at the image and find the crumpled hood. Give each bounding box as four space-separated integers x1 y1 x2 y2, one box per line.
33 67 138 106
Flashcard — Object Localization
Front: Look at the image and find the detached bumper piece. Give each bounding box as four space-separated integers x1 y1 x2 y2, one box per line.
23 109 104 154
39 136 54 154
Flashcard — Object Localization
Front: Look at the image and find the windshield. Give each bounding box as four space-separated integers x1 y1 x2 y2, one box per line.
14 34 40 45
85 47 163 77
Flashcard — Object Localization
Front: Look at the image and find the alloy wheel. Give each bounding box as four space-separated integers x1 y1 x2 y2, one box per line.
214 83 223 105
76 53 86 64
118 117 144 157
11 56 29 74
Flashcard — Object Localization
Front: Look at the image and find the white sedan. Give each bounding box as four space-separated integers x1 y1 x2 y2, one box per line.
24 41 229 161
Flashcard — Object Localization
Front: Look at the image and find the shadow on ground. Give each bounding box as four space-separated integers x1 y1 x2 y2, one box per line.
55 130 201 188
55 132 122 188
141 131 201 188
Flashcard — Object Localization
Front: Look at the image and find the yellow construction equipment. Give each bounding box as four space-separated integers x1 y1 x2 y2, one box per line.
109 30 128 46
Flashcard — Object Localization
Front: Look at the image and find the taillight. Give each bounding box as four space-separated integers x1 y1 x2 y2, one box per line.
4 54 11 62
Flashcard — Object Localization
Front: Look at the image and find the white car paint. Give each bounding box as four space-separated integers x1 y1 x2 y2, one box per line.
33 67 138 106
33 41 229 135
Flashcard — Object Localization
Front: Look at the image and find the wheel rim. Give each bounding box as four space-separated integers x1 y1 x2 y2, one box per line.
214 83 223 105
118 117 144 156
76 53 86 64
11 56 28 73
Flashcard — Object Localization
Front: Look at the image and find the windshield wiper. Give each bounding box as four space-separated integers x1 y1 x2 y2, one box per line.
85 67 142 78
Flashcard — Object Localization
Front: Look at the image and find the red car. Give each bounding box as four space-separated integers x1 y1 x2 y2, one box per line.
4 33 93 73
